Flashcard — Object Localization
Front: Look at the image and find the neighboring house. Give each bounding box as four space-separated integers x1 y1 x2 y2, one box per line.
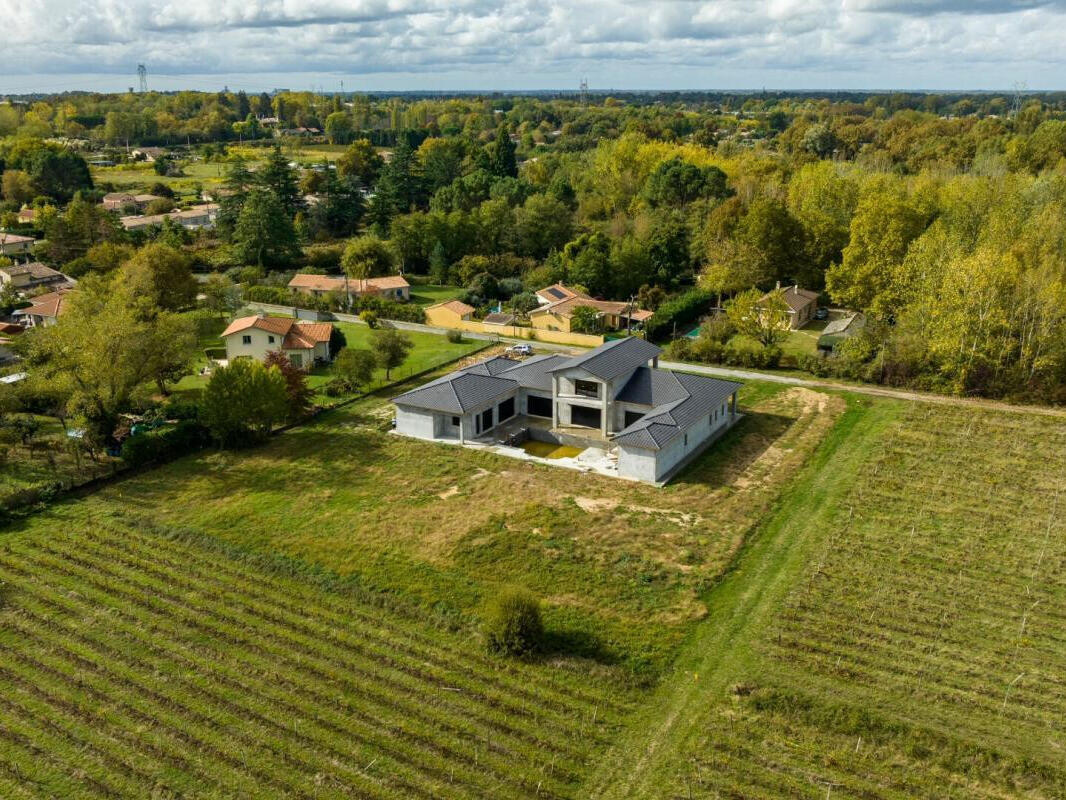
763 284 820 329
120 204 219 232
0 232 35 260
13 289 70 327
392 337 741 485
425 300 475 327
220 314 334 370
102 192 163 212
16 208 36 225
529 283 653 333
131 147 166 162
287 273 410 301
817 313 865 353
0 262 71 292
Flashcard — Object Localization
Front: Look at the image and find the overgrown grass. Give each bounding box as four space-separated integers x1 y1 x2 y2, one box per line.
6 378 828 673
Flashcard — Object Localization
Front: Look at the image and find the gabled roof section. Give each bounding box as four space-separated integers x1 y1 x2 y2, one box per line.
393 371 517 414
548 336 661 381
763 285 819 313
612 371 743 451
429 299 475 317
221 315 295 338
536 283 580 304
495 353 571 391
462 355 520 376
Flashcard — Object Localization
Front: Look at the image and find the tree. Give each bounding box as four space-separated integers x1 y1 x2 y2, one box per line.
202 359 288 447
643 157 731 208
725 287 790 348
561 233 612 297
263 351 314 421
373 328 413 379
569 305 602 334
324 111 354 145
803 123 839 159
332 348 377 392
315 172 366 238
374 138 423 218
121 243 197 312
203 272 241 317
233 189 300 268
336 139 384 185
1 170 34 206
341 235 397 279
25 147 92 202
257 146 302 217
43 197 123 264
23 275 196 442
514 194 572 259
489 125 518 178
826 192 927 314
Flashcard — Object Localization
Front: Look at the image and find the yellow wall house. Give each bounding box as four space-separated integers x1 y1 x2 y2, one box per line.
424 299 475 327
529 284 653 333
221 315 333 370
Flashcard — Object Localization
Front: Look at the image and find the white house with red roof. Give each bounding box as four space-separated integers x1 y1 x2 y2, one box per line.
220 314 334 370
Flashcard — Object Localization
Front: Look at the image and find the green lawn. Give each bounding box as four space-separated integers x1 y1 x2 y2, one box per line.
409 284 466 307
170 322 484 405
730 318 827 362
91 161 234 197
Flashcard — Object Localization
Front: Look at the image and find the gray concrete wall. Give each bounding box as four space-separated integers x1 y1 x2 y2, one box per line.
395 405 438 439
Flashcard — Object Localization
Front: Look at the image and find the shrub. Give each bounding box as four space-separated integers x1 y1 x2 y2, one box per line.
644 288 713 342
360 310 379 328
120 420 211 468
445 329 464 344
483 587 543 657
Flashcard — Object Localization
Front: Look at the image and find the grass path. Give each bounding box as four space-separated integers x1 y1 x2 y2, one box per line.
587 396 904 799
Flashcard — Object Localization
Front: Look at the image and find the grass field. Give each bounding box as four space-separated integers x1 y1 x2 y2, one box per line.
590 400 1066 799
409 284 466 307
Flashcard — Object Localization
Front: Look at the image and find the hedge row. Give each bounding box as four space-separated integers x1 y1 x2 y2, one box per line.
644 288 714 342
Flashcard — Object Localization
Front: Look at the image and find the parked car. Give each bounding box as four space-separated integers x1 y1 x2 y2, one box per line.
814 307 829 320
506 344 534 356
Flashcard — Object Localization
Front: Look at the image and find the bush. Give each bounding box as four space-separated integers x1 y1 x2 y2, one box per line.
644 288 713 342
483 587 543 657
120 420 211 468
445 329 464 344
243 285 292 305
360 310 379 328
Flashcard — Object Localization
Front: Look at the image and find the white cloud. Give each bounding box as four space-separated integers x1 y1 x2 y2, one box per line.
3 0 1066 91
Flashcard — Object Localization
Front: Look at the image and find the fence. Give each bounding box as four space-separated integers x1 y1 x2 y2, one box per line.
243 302 603 349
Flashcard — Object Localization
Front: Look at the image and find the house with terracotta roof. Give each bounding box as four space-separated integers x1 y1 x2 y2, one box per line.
763 284 820 329
221 314 334 370
102 192 165 212
287 273 410 302
392 337 741 484
529 283 652 333
13 289 70 327
425 299 475 327
16 208 37 225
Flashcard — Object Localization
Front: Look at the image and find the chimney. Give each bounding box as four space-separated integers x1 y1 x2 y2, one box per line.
775 280 781 290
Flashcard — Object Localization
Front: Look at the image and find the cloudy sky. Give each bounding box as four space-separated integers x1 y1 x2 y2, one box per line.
3 0 1066 94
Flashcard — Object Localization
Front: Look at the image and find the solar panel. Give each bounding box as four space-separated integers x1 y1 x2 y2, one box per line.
546 287 566 299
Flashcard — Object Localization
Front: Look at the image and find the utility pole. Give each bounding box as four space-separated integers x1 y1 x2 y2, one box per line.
579 77 589 106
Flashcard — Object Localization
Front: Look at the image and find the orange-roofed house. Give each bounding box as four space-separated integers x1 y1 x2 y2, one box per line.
287 273 410 302
529 283 653 333
424 299 475 328
220 314 334 370
13 289 71 327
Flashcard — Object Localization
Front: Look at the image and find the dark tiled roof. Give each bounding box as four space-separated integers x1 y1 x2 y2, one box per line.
482 312 516 325
463 355 520 376
496 353 571 392
393 372 517 414
612 371 742 451
548 336 661 381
